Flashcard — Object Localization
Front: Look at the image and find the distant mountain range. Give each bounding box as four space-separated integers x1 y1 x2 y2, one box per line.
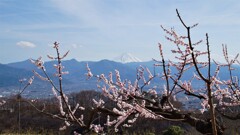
113 53 142 63
1 58 240 98
0 58 156 98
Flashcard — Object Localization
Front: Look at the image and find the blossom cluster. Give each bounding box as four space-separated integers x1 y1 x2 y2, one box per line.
87 64 165 132
30 42 86 132
0 100 6 106
28 21 240 134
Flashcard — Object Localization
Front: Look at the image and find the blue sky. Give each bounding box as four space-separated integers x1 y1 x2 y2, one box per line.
0 0 240 64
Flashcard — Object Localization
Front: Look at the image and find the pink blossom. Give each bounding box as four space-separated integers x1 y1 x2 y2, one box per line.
53 42 59 49
30 57 45 70
86 63 93 79
28 76 34 85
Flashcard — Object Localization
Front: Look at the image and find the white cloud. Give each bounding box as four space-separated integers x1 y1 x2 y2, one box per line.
72 44 83 48
16 41 36 48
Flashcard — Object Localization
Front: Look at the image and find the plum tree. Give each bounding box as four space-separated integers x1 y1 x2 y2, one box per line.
28 9 240 135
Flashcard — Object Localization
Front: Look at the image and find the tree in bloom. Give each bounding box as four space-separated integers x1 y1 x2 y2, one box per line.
29 42 87 132
28 42 113 134
28 10 240 135
86 9 240 135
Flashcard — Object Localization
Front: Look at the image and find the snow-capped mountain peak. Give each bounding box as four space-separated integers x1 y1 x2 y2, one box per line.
113 53 142 63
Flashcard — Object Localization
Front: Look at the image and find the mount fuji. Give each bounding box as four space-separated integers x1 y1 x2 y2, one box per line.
113 53 142 63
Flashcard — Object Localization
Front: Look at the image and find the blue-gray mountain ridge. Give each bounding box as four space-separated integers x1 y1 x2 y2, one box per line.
0 59 239 98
